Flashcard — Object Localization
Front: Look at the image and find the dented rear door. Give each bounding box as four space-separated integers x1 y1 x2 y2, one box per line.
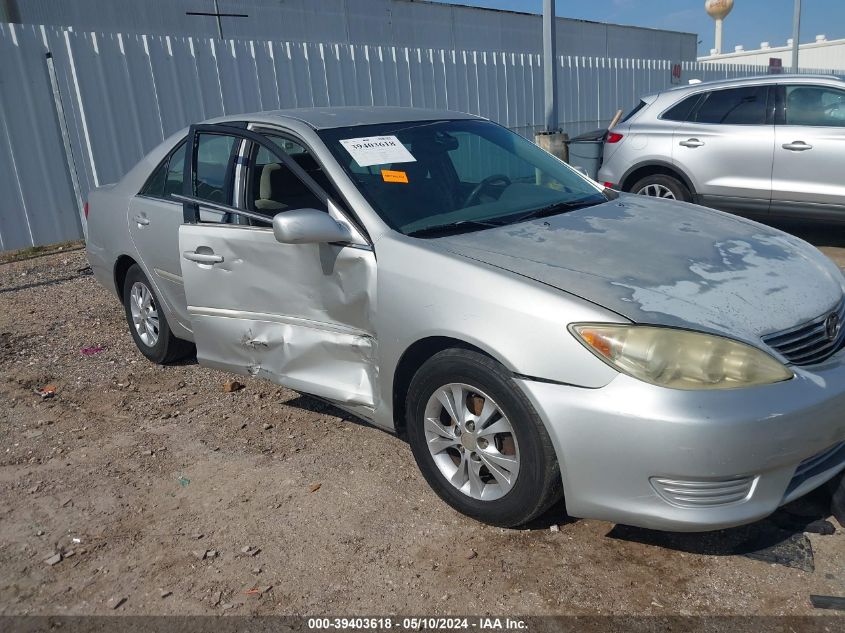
177 124 378 407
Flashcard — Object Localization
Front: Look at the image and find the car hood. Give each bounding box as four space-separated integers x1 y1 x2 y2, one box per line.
433 196 845 343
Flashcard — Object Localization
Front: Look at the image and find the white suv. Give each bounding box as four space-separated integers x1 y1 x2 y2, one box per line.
598 74 845 222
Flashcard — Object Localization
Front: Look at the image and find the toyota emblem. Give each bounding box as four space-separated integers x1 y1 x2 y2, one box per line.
826 312 842 341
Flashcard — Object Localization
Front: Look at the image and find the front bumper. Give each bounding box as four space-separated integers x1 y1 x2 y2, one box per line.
517 348 845 531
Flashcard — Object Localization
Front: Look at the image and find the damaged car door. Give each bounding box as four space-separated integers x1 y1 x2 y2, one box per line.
176 124 378 407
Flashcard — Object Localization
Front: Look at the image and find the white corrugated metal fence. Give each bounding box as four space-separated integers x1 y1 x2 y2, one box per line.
0 23 839 251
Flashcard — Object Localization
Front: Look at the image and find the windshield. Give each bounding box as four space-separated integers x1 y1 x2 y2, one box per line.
318 119 607 236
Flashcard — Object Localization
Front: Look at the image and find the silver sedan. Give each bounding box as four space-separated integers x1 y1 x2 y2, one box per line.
85 107 845 530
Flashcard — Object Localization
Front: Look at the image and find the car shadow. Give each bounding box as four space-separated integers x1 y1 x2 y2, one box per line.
601 486 835 571
768 219 845 248
281 393 382 431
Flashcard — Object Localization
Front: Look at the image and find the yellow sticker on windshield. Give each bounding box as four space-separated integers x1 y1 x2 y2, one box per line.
381 169 409 184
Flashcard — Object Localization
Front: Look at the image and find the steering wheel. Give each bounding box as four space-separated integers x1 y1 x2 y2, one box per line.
463 174 511 207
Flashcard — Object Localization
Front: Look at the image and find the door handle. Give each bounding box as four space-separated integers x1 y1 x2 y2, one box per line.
782 141 813 151
183 250 224 264
133 214 150 226
679 138 705 148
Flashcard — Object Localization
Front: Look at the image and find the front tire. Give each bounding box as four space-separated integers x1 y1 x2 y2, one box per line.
122 264 193 364
630 173 691 202
406 349 562 527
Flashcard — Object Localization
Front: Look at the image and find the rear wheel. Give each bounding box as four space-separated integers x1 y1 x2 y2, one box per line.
406 349 562 527
630 173 691 202
122 264 193 364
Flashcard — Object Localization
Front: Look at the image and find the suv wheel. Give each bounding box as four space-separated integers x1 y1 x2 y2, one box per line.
406 348 563 527
630 174 691 202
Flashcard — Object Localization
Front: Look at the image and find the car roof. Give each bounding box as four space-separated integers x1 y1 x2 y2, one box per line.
661 73 842 96
210 106 482 130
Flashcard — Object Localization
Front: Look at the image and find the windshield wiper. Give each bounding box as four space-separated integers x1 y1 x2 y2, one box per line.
407 219 500 238
501 197 604 226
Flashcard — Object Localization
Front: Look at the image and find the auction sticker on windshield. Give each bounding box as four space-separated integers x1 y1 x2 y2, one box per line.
339 135 416 167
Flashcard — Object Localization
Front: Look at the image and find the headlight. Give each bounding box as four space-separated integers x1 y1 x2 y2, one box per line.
570 324 793 390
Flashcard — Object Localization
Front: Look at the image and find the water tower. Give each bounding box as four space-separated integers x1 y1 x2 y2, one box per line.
705 0 734 55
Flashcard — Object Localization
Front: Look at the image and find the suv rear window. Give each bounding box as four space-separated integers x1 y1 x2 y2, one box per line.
695 86 769 125
621 100 647 123
661 94 703 122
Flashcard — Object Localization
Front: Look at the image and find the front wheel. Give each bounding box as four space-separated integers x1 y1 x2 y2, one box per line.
630 173 691 202
406 349 563 527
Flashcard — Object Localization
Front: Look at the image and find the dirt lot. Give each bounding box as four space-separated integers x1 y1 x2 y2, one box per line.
1 223 845 617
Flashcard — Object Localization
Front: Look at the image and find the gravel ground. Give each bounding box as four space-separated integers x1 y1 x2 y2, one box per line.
1 224 845 617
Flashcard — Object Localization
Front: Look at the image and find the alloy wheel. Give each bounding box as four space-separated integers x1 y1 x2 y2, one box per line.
636 183 676 199
423 383 520 501
129 281 160 347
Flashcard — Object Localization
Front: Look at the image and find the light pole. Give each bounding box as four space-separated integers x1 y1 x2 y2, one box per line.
543 0 557 133
791 0 802 71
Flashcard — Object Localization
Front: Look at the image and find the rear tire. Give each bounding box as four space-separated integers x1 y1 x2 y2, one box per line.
406 348 563 527
122 264 193 364
630 173 691 202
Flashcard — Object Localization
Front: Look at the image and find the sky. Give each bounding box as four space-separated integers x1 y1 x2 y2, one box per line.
434 0 845 57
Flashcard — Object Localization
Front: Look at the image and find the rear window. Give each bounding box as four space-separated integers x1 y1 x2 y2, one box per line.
661 94 703 122
621 100 647 123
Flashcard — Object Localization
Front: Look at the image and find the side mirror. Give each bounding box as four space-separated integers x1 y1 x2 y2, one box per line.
272 208 352 245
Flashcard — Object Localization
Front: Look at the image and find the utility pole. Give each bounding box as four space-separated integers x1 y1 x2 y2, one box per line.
543 0 557 133
535 0 569 164
791 0 802 72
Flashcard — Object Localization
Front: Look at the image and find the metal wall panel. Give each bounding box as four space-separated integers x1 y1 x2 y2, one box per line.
6 0 699 59
0 22 839 251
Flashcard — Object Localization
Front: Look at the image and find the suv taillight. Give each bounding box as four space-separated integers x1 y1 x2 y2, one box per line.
606 132 624 144
83 201 89 220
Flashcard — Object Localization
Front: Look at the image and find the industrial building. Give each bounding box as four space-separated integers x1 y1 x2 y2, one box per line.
699 34 845 71
0 0 697 60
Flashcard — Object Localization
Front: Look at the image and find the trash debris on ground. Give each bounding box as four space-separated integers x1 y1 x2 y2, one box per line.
223 380 245 393
550 524 560 533
80 345 105 356
309 483 321 493
245 585 272 596
178 476 191 487
810 595 845 611
35 384 57 399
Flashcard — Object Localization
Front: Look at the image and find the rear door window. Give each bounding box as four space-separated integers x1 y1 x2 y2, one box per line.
139 140 186 199
694 86 769 125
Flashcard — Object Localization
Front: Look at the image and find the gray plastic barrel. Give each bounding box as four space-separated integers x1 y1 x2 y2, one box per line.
566 128 607 180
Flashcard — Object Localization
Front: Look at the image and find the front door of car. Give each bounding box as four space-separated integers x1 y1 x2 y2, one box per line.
176 124 378 408
771 84 845 217
672 85 774 214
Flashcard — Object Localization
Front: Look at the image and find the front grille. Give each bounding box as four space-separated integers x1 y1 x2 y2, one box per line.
762 300 845 366
785 441 845 497
650 476 754 508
